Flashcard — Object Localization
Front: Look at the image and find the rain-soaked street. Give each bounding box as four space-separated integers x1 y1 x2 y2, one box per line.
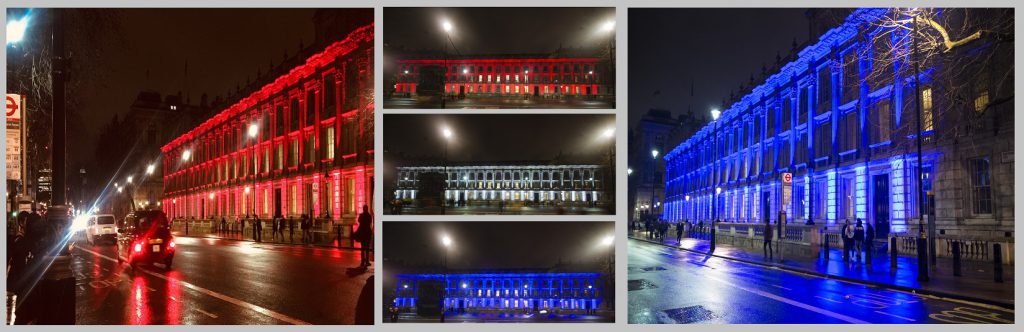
628 239 1014 324
71 236 373 325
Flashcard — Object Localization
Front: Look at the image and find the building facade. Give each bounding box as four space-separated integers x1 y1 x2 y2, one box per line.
662 8 1013 241
161 23 374 224
393 56 612 99
393 272 607 313
394 164 608 206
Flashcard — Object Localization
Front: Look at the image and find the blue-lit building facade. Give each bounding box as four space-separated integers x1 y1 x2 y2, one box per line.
393 273 606 313
662 8 1014 240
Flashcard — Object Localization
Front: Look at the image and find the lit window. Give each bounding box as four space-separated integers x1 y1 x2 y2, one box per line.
974 90 989 114
921 88 933 131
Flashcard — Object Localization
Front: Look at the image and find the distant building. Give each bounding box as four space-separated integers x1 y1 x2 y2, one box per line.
395 164 609 206
628 109 703 223
390 48 613 100
392 272 608 314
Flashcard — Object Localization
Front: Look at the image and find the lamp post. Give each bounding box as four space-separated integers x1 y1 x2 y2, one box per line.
442 127 453 214
441 234 453 322
601 20 615 107
182 149 192 219
710 109 721 223
650 149 659 221
600 234 614 312
602 127 615 213
249 123 259 220
441 20 453 108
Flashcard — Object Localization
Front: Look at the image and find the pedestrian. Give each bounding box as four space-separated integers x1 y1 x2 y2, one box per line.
841 219 853 263
254 215 263 242
864 220 875 265
763 219 774 260
271 216 280 241
853 218 866 262
240 215 246 237
220 217 227 234
676 221 684 243
300 214 309 244
355 205 373 267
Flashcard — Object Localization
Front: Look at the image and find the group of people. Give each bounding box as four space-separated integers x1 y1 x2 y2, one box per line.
7 208 75 324
840 218 875 264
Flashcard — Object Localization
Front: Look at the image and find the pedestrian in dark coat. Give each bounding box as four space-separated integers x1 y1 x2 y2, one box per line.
853 219 866 262
841 219 853 262
355 205 373 267
254 215 263 242
864 220 875 264
288 216 295 243
763 220 774 260
676 222 685 243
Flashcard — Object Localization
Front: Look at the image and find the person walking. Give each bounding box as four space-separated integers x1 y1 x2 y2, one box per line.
300 214 309 244
254 215 263 242
853 219 866 263
220 217 227 234
676 221 685 243
355 205 373 267
841 219 853 263
763 219 774 260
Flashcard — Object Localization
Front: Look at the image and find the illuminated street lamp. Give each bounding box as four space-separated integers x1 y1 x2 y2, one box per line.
440 234 453 322
126 175 133 184
649 149 659 221
181 148 193 219
441 20 454 108
710 109 721 223
146 164 155 175
248 122 259 219
441 127 453 214
627 168 633 175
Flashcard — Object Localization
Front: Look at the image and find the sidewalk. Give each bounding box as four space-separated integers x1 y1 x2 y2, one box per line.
629 229 1014 308
172 225 368 250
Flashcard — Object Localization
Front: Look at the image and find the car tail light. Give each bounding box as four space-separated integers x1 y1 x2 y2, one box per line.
134 243 143 253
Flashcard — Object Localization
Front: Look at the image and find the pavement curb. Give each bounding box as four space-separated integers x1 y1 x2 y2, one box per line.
174 233 371 251
628 236 1014 310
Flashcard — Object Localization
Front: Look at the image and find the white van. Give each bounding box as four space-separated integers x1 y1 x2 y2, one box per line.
86 214 118 245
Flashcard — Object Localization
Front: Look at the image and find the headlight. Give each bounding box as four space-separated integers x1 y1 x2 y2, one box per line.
70 215 90 232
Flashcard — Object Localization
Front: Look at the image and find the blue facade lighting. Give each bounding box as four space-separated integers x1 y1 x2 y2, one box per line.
393 272 605 313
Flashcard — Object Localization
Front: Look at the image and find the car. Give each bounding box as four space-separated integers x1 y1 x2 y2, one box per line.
116 210 175 270
85 214 118 245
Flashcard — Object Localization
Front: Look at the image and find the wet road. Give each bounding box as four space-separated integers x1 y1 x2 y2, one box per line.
71 236 373 325
628 239 1014 324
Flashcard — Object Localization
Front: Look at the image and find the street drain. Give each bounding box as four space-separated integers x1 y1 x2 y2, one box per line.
641 266 667 272
628 279 658 291
663 305 718 324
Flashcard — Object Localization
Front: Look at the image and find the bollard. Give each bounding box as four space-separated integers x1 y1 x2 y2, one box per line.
993 243 1004 283
824 233 831 261
890 237 898 270
952 241 962 277
916 237 929 282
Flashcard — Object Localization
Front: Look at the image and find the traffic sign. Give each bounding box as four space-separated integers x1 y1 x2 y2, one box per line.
782 172 793 184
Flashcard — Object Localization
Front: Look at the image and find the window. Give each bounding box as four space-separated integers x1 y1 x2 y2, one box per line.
814 179 828 220
974 85 989 114
275 106 285 136
768 106 777 137
261 112 270 138
921 87 933 131
814 121 831 160
871 34 893 87
323 126 335 160
842 51 859 104
782 97 792 131
344 58 361 111
840 110 858 152
795 132 808 165
969 157 992 215
263 147 270 173
841 176 855 220
289 139 299 167
304 133 315 164
872 99 892 143
817 67 832 114
753 115 762 141
289 98 300 132
306 90 316 126
799 87 809 125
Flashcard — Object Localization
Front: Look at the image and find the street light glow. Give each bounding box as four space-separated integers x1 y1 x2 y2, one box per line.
117 187 123 193
248 123 259 138
7 18 28 45
182 149 192 161
602 20 615 32
651 149 659 158
442 235 452 247
442 127 453 139
627 168 633 175
126 176 134 184
716 187 722 194
711 109 721 121
442 20 453 32
602 127 614 138
146 164 155 175
601 235 614 246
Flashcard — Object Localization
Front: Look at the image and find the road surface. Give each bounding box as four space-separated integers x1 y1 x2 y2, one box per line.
628 239 1014 324
71 236 373 325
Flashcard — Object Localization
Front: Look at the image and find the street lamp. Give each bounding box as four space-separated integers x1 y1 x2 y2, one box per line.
602 20 615 32
442 127 453 214
649 149 659 221
599 233 614 312
441 20 453 108
440 234 453 322
145 164 155 175
710 109 721 223
248 122 259 219
627 168 632 175
182 149 192 219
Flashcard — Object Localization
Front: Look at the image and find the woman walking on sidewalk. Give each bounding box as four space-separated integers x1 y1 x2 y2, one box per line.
763 219 774 260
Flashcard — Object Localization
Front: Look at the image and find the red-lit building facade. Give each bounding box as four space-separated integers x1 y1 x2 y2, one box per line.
161 23 374 224
394 56 611 98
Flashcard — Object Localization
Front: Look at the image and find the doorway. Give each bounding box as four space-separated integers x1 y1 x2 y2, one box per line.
872 174 890 239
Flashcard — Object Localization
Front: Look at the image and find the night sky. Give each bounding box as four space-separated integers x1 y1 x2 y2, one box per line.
628 8 809 129
15 8 317 169
384 222 614 270
384 7 615 55
384 114 615 162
